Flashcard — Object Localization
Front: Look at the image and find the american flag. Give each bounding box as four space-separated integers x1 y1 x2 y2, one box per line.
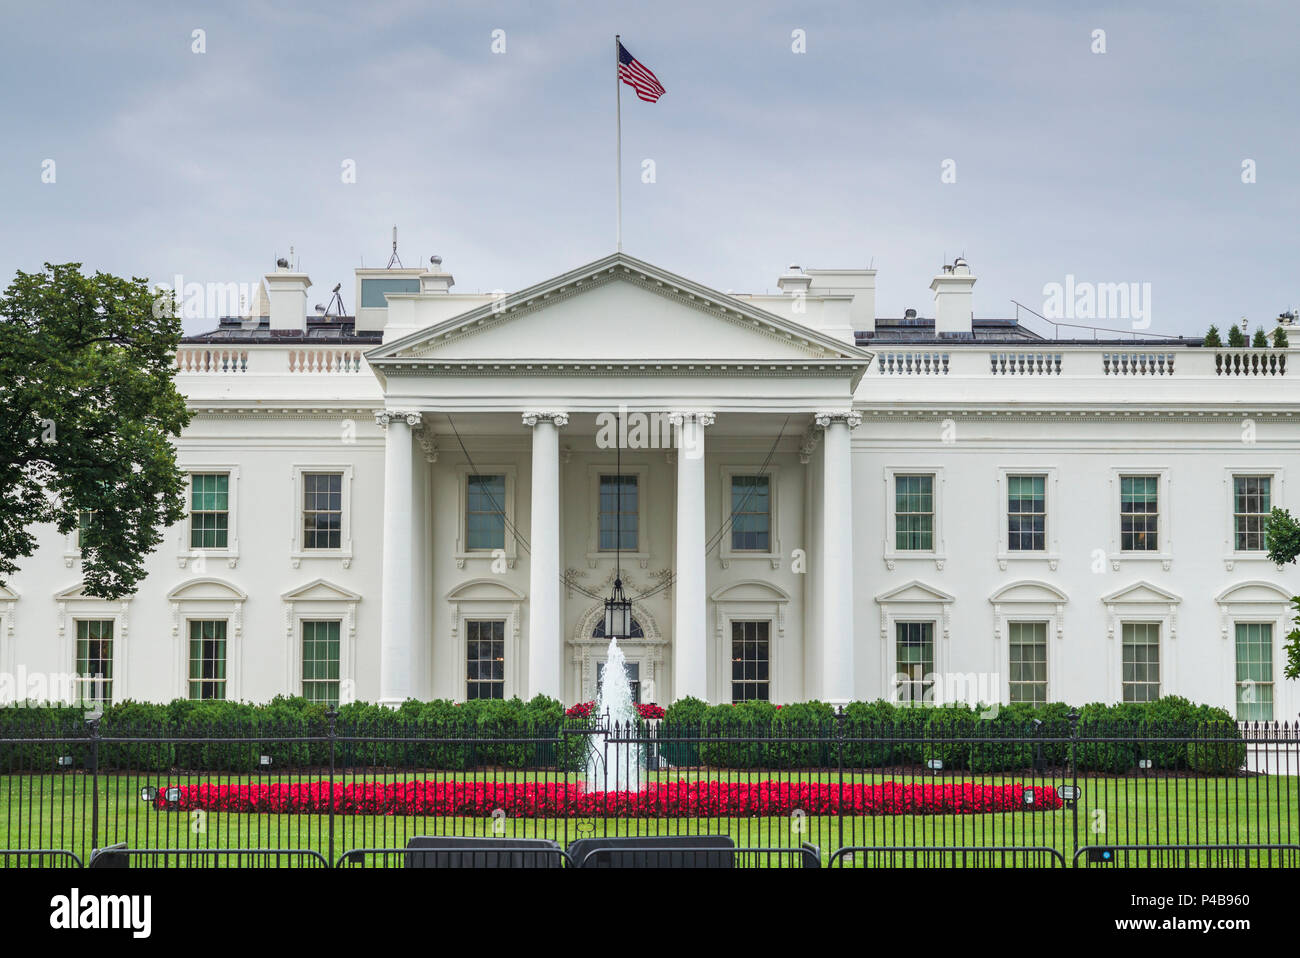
618 42 666 103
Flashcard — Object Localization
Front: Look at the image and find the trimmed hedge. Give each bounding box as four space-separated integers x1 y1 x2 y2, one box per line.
663 696 1247 775
0 694 590 773
1 693 1248 775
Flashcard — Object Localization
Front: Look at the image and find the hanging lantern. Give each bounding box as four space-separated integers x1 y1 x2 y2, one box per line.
604 577 632 639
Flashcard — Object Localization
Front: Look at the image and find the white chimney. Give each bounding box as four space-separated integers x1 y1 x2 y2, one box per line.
265 261 311 331
806 268 876 334
420 256 455 293
930 258 975 336
776 264 812 295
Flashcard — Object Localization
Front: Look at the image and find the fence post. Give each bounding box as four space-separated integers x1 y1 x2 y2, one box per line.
326 709 338 869
1067 710 1080 865
88 714 101 856
835 706 845 859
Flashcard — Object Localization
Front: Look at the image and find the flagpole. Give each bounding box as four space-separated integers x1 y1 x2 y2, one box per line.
615 33 623 253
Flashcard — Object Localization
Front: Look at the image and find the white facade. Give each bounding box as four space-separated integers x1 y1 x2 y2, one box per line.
4 251 1297 718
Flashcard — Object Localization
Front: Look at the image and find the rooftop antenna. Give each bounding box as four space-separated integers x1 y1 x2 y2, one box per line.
386 225 403 268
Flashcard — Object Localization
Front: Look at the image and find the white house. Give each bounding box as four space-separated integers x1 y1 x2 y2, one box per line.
3 250 1297 718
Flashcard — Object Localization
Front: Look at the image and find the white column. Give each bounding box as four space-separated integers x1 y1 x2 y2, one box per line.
376 409 420 706
672 411 713 702
817 411 861 705
524 411 567 699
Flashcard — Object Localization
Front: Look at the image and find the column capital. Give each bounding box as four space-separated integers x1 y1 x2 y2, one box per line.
375 409 422 429
666 411 715 428
522 411 569 428
815 410 862 430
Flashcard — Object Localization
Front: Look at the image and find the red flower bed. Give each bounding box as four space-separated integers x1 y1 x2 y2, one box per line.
565 701 665 720
156 780 1060 818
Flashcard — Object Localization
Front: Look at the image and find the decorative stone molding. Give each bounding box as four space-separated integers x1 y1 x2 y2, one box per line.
666 411 715 428
798 427 822 464
374 409 422 429
521 411 569 428
814 411 863 429
415 428 438 463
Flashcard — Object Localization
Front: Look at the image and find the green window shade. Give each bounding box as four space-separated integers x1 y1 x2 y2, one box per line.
598 475 639 551
730 476 771 551
466 475 506 550
188 620 228 700
302 620 342 707
895 475 934 551
1235 622 1273 721
75 619 113 706
1121 622 1160 702
189 473 230 549
1119 476 1159 551
1008 621 1048 705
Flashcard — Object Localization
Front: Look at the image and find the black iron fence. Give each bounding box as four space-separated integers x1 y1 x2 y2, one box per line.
1 712 1296 868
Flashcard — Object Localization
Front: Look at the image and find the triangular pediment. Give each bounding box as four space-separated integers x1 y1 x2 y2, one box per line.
875 580 956 605
367 253 872 367
282 579 361 603
1102 580 1182 605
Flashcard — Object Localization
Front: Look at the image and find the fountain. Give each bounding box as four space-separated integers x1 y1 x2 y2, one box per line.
586 637 643 791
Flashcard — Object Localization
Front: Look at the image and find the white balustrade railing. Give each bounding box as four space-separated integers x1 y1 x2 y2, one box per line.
866 346 1294 380
175 346 367 375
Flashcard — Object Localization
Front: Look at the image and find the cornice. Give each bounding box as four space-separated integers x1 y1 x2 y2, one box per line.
855 406 1300 422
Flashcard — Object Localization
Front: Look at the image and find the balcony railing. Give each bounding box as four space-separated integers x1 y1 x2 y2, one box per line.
869 346 1293 380
176 347 368 375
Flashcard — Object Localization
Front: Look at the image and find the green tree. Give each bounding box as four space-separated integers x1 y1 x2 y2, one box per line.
1274 326 1290 348
1252 326 1268 348
1203 324 1223 347
1227 324 1247 347
0 263 190 598
1265 508 1300 680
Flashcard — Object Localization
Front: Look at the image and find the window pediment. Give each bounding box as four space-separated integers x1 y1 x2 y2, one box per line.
989 580 1069 605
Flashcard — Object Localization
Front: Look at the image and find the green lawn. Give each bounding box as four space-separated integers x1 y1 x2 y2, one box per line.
2 769 1296 868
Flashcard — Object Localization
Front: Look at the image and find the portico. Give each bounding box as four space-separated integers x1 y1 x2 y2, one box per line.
364 253 872 706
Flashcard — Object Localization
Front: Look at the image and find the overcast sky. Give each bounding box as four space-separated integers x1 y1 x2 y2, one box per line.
2 0 1296 337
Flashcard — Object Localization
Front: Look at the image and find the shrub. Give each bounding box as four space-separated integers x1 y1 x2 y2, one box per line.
1203 324 1223 347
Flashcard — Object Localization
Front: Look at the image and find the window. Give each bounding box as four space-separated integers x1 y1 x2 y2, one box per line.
466 475 506 551
1121 622 1160 702
895 621 934 704
188 620 227 700
1007 475 1046 552
1235 623 1273 721
190 473 229 549
1233 476 1272 552
466 619 505 699
1119 476 1159 552
731 620 770 702
302 620 341 707
75 620 113 706
598 475 639 551
895 475 934 551
730 476 771 551
302 472 343 550
597 661 641 704
1008 622 1048 705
